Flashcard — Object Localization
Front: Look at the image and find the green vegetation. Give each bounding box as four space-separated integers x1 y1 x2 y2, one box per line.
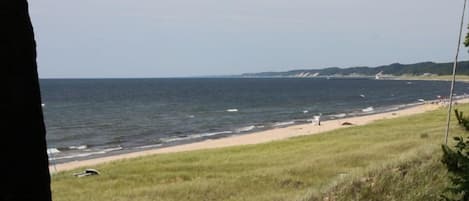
441 109 469 201
305 152 449 201
51 105 469 201
242 61 469 77
464 24 469 47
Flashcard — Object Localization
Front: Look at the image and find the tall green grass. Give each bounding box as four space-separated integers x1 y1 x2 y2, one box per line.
51 105 466 201
302 148 450 201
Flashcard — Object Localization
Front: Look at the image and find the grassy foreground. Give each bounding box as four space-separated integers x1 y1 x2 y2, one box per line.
51 105 467 201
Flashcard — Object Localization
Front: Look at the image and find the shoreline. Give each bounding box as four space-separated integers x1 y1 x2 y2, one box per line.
49 102 425 164
50 98 469 173
238 75 469 83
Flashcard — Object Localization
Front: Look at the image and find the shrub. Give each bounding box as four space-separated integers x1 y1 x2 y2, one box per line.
441 109 469 201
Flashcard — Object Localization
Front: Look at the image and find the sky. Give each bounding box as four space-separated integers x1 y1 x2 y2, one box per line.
30 0 469 78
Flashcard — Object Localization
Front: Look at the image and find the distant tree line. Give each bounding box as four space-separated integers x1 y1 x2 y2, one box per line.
242 61 469 77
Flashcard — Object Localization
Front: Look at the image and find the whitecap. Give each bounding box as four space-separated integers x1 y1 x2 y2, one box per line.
273 121 295 127
362 107 374 112
47 148 60 154
235 125 256 133
159 136 187 143
69 145 87 150
331 113 347 118
160 131 233 143
51 146 122 161
226 109 239 112
198 131 233 137
303 110 309 114
136 144 163 149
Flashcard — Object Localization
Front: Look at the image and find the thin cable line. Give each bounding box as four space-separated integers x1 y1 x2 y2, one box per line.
445 0 468 144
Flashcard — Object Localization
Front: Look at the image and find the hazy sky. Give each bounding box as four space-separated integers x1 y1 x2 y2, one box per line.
30 0 469 78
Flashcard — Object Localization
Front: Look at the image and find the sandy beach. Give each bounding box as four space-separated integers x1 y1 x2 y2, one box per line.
50 99 468 173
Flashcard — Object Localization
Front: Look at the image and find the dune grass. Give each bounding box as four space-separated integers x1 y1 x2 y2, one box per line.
302 147 450 201
51 104 468 201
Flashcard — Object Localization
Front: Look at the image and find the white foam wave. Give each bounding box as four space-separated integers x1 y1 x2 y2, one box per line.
273 121 295 127
160 136 188 143
330 113 347 118
69 145 87 150
161 131 233 143
235 125 256 133
136 144 163 149
47 148 60 154
362 107 374 113
226 109 239 112
197 131 233 137
51 146 123 161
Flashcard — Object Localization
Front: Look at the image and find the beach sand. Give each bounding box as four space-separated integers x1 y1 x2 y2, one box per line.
50 99 468 173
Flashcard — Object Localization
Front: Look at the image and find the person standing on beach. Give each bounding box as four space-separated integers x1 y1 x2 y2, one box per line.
318 113 321 126
313 114 321 126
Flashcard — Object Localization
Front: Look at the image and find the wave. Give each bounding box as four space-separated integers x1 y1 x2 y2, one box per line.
235 125 256 133
69 145 87 150
362 107 374 113
160 131 233 143
383 106 401 112
47 148 60 154
136 144 163 149
330 113 347 118
226 109 239 112
273 121 295 127
193 131 233 138
50 146 123 161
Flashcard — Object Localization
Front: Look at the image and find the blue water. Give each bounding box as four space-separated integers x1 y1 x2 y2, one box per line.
40 78 469 163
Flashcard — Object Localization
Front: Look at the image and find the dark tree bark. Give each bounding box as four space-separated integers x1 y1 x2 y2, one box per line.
1 1 52 201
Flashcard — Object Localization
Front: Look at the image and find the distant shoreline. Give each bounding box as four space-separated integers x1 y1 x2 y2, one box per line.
237 75 469 82
49 97 469 173
240 60 469 79
39 75 469 82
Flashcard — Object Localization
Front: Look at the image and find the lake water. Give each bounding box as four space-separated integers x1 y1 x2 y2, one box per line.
40 78 469 163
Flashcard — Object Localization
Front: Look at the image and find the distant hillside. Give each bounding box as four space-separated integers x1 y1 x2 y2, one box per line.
242 61 469 78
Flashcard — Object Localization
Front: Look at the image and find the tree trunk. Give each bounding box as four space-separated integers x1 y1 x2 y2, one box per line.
1 0 52 201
